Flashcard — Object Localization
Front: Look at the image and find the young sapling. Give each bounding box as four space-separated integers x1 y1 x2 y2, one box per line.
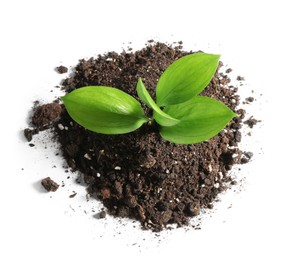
62 52 237 144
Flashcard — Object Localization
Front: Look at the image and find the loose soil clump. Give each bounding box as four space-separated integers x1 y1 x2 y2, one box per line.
25 42 253 231
56 65 68 74
41 177 59 192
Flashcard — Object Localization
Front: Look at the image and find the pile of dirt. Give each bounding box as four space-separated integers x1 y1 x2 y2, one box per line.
25 41 254 232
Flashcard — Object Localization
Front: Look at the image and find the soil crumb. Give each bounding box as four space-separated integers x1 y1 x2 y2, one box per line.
41 177 59 192
56 65 68 74
244 116 260 128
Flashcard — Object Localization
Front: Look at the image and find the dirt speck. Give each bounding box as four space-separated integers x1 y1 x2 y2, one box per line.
41 177 59 192
244 116 260 128
56 65 68 74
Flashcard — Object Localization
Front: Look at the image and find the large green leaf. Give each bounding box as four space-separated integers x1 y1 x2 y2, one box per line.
61 86 149 134
136 78 179 126
160 96 237 144
156 53 220 106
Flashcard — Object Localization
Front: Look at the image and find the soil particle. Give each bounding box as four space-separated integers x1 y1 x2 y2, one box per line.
245 97 254 103
244 116 260 128
240 151 253 164
236 76 245 81
99 210 107 219
186 201 201 216
24 128 38 142
26 42 255 232
41 177 59 192
69 191 77 198
56 65 68 74
24 102 63 142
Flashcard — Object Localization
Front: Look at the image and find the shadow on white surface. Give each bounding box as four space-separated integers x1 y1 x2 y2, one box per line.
32 179 49 193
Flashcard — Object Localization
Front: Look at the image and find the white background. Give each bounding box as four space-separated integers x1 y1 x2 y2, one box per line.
1 0 287 259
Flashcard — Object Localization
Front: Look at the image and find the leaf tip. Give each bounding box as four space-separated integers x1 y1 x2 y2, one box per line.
60 95 66 103
137 77 144 86
211 53 221 62
231 111 238 118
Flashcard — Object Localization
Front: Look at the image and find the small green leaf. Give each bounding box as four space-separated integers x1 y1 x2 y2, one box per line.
156 53 220 106
160 96 237 144
136 78 180 127
61 86 149 134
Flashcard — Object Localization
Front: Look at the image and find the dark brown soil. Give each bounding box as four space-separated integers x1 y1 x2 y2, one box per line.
25 42 254 232
32 102 62 127
56 65 68 74
41 177 59 192
244 116 260 128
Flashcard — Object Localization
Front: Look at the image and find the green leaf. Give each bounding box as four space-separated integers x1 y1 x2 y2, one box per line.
156 53 220 106
136 78 180 126
61 86 149 134
160 96 237 144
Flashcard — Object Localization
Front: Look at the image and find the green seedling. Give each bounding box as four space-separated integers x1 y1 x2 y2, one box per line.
62 52 237 144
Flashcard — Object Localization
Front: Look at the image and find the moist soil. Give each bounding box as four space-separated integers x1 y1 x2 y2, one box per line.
25 42 253 232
